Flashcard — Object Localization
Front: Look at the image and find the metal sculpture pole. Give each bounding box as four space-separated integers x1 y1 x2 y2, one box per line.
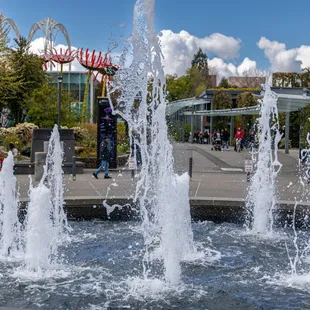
58 72 63 128
82 70 92 124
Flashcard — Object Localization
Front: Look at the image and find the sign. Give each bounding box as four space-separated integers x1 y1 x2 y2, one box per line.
44 141 64 153
244 160 253 173
128 157 136 170
97 97 117 168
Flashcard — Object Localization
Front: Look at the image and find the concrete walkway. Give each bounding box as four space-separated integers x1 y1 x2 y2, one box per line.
16 143 309 204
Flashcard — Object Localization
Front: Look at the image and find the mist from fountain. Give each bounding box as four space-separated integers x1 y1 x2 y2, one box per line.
110 0 196 285
245 84 282 235
0 152 21 258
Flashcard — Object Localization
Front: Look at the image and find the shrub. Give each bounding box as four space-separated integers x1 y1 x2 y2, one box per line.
3 134 22 151
279 137 291 149
0 122 38 150
117 142 130 155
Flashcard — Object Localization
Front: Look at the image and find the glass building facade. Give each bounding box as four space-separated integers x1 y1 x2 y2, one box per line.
48 71 100 122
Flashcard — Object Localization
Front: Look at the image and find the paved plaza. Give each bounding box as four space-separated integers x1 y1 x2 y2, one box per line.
16 143 309 204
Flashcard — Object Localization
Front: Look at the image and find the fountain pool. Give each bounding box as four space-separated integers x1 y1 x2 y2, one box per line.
0 0 309 309
0 221 309 309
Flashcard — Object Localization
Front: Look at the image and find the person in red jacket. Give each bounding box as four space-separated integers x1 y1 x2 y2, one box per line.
234 127 244 151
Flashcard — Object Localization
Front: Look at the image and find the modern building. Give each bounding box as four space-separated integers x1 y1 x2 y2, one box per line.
48 71 101 122
167 88 261 140
166 87 310 153
227 76 265 88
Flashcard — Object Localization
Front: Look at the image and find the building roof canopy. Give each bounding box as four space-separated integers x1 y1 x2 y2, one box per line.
166 87 310 117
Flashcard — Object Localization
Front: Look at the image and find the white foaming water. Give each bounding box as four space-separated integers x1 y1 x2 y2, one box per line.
24 125 70 272
0 152 21 258
246 85 282 235
110 0 195 285
42 125 70 242
25 185 55 271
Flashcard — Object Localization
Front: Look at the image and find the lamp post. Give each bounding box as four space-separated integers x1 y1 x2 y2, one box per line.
190 104 194 143
41 48 76 127
57 73 63 128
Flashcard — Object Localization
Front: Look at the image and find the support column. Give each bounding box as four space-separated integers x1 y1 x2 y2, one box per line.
190 106 194 143
200 104 204 132
230 116 234 145
299 108 305 159
210 101 213 143
285 112 290 154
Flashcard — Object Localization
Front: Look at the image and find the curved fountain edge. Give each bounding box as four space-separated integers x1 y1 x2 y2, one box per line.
18 196 310 227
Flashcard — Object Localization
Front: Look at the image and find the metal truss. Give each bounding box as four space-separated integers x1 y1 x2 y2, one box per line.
27 17 71 53
0 13 21 39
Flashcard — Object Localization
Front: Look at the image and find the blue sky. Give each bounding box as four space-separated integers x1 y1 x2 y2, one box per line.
1 0 309 78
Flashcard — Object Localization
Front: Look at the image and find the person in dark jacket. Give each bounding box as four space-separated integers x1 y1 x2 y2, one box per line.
222 128 230 151
93 136 112 179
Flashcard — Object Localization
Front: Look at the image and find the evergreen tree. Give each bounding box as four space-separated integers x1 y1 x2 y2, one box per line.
7 36 47 123
218 78 230 88
191 48 211 88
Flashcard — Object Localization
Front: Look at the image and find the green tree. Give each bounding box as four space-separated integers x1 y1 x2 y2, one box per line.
236 92 258 108
211 91 232 129
166 74 191 102
212 91 232 110
26 83 79 128
235 92 258 131
187 66 206 96
166 67 207 102
218 78 230 88
191 47 211 88
7 36 47 123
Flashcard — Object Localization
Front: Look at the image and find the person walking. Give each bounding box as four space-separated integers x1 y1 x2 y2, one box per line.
222 128 230 151
93 136 112 179
234 127 244 151
3 142 18 165
198 131 204 144
248 129 256 151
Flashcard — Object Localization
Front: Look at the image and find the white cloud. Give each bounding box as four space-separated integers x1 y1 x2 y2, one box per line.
30 31 310 85
159 29 241 76
197 33 241 59
208 57 260 82
257 37 303 72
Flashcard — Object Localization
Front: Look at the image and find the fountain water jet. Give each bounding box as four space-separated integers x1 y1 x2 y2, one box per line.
24 125 70 272
42 125 70 242
246 84 282 235
110 0 195 285
0 152 21 258
25 185 55 272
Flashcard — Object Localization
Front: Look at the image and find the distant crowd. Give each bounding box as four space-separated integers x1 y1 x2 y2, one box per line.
191 127 258 152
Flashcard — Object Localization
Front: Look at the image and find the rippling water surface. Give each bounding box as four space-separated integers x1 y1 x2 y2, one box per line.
0 221 310 310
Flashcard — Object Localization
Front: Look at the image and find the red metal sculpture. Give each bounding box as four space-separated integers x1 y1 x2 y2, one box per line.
76 49 119 123
48 48 77 73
